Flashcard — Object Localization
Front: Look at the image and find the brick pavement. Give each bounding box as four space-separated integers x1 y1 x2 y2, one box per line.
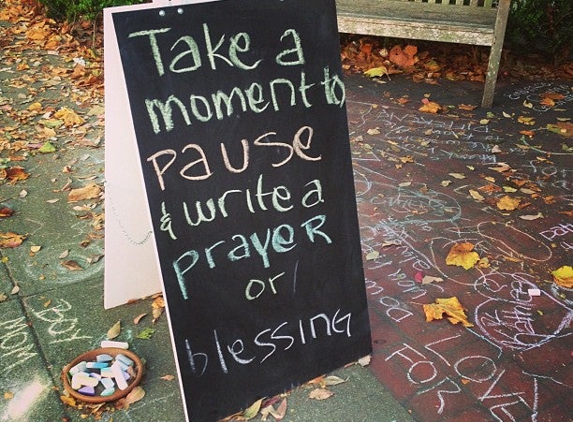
345 74 572 422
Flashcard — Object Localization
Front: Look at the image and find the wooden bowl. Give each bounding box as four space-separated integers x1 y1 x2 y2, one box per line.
62 347 143 404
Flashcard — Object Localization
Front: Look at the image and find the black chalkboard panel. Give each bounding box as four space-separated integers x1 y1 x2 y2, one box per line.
111 0 371 420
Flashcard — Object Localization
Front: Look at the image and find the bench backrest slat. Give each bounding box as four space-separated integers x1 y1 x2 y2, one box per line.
397 0 496 8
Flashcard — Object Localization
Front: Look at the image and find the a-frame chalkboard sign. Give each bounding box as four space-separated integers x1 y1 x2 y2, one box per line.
107 0 372 420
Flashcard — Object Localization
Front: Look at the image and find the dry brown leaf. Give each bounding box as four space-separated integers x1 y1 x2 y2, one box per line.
309 388 333 401
133 313 147 324
61 260 82 271
423 297 474 327
116 386 145 410
67 183 102 202
160 374 175 381
422 275 444 284
445 242 480 270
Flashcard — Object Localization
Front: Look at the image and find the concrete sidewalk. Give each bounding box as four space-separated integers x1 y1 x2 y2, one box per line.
1 11 572 422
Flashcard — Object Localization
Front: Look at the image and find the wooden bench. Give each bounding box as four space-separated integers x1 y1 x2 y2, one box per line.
336 0 512 107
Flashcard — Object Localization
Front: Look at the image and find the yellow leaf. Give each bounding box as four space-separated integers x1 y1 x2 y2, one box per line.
551 266 573 288
243 398 263 420
364 66 389 78
107 320 121 339
54 107 85 127
517 115 535 126
496 195 520 211
423 297 474 327
469 189 484 202
445 242 480 270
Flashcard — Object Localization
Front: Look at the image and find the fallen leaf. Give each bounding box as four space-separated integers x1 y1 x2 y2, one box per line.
272 398 287 421
366 251 380 261
551 266 573 288
422 275 444 284
0 232 26 248
364 66 389 78
309 388 333 401
419 99 441 114
358 355 371 367
54 107 84 127
0 207 14 218
489 163 512 172
496 195 521 211
67 183 102 202
116 386 145 410
60 395 76 407
10 285 20 295
5 167 30 183
107 320 121 339
61 260 82 271
519 212 544 221
423 297 474 327
38 141 56 153
243 398 263 420
136 327 155 339
469 189 485 202
323 375 347 386
517 116 535 125
366 127 381 135
445 242 480 270
133 313 147 324
160 374 175 381
448 173 466 179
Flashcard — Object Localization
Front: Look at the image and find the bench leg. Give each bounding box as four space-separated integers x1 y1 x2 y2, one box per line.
481 0 511 108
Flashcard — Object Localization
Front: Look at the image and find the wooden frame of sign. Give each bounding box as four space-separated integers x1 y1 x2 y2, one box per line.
106 0 372 420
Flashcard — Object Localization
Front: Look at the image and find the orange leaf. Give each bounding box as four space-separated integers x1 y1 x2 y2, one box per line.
6 166 30 183
423 297 474 327
419 99 441 114
445 242 480 270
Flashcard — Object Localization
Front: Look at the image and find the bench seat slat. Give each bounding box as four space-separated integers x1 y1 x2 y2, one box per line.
336 1 497 45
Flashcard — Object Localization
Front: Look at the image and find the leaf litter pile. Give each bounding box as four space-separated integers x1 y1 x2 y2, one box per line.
0 0 105 286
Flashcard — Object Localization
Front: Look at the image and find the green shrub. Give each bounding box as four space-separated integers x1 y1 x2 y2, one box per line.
507 0 573 61
38 0 148 22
